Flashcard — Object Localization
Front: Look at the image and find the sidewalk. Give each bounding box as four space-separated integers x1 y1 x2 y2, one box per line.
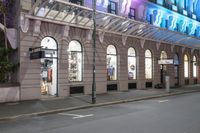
0 85 200 121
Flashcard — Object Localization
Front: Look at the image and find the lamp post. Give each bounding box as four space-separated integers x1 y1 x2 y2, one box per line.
92 0 96 104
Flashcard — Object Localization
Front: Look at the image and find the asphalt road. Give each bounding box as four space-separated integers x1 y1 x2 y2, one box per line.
1 93 200 133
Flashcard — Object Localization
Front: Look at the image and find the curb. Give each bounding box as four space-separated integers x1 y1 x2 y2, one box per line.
0 90 200 121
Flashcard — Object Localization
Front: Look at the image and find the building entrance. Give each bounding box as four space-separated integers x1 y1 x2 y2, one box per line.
40 37 58 96
160 51 168 86
160 64 167 84
174 54 179 86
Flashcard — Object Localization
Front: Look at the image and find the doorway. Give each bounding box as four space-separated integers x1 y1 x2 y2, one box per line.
160 51 167 86
174 54 179 86
160 64 167 84
40 37 58 96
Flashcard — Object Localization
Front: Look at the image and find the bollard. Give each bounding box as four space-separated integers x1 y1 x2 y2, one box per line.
165 76 170 93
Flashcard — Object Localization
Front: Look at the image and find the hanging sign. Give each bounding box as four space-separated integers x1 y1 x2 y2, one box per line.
30 51 45 60
158 59 174 65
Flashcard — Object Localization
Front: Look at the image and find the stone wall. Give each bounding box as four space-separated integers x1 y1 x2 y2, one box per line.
19 19 200 100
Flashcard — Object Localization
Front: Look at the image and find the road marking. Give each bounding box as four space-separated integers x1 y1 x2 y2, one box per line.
158 100 169 103
58 113 94 119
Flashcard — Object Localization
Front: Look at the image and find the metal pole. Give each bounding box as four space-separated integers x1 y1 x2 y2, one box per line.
92 0 96 104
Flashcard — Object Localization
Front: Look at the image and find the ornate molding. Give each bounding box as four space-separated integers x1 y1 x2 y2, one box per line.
191 48 195 55
171 45 175 52
99 31 105 43
140 39 145 49
33 20 41 36
156 42 161 51
182 47 186 54
20 14 30 33
87 30 93 41
122 35 127 46
62 25 70 39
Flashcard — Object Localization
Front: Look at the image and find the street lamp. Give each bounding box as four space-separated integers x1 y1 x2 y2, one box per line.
92 0 96 104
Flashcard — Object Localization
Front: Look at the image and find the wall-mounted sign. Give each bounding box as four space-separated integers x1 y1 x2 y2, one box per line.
158 59 174 65
30 51 45 60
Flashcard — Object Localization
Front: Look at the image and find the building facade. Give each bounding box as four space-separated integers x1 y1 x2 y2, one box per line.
17 0 200 101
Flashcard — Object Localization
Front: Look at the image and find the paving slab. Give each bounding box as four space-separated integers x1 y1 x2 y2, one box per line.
0 85 199 121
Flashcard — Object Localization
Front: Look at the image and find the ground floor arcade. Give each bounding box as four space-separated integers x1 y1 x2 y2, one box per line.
19 20 200 100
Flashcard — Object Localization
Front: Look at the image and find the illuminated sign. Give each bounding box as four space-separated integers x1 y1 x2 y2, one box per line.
158 59 174 65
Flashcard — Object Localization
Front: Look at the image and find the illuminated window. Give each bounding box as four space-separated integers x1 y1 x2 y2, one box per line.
160 51 167 59
107 45 117 81
145 49 153 79
128 47 136 80
68 40 83 82
174 54 179 65
157 0 163 5
184 54 189 78
193 56 197 78
40 37 58 96
108 0 117 14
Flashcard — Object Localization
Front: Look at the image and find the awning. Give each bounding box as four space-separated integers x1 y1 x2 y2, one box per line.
0 23 17 49
24 0 200 48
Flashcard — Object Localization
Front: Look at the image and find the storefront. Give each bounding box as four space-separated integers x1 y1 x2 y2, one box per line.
18 0 200 101
40 37 58 96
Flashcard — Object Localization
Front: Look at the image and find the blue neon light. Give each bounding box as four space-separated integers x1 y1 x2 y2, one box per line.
86 0 200 38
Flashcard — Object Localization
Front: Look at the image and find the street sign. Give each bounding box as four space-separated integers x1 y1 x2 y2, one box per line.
158 59 174 65
30 51 45 60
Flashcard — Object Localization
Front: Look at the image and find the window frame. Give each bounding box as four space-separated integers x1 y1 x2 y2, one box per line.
108 0 117 14
184 54 189 78
107 45 117 81
128 47 137 80
128 8 136 19
145 49 153 79
193 55 197 78
68 40 83 82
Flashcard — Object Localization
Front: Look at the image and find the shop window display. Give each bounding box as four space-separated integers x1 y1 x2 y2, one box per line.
107 45 117 80
193 56 197 78
184 54 189 78
145 49 153 79
40 37 57 96
68 40 82 82
128 47 136 80
160 51 168 72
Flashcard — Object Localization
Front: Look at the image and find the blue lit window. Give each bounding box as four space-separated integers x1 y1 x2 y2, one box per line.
128 8 135 19
157 0 163 5
172 5 178 11
108 1 117 14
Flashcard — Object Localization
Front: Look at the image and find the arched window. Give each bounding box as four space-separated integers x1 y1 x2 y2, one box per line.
41 37 58 96
107 45 117 81
184 54 189 78
68 40 83 82
128 47 136 80
160 51 168 70
145 49 152 79
174 54 179 65
193 56 197 78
